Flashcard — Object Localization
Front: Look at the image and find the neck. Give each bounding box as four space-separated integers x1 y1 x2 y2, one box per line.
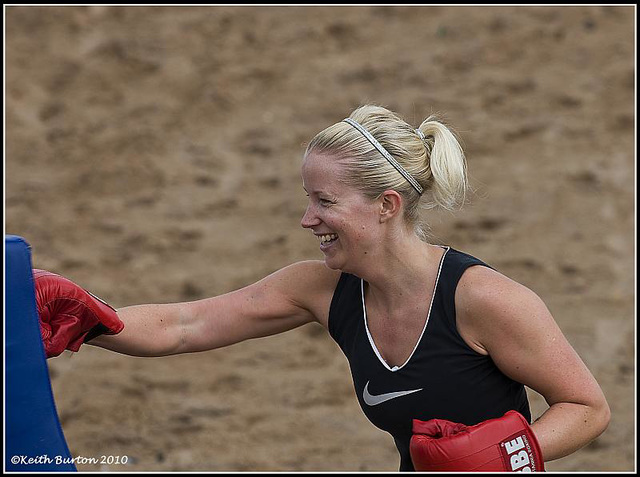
353 231 445 312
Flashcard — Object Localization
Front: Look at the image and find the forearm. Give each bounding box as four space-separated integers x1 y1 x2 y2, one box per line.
530 400 610 462
87 303 187 357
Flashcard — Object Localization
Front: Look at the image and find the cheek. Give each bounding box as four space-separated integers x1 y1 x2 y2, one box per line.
339 217 374 244
331 199 378 240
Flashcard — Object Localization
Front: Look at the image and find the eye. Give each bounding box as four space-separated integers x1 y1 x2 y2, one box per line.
319 198 334 207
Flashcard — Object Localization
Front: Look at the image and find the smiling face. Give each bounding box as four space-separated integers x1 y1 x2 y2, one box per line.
300 152 381 273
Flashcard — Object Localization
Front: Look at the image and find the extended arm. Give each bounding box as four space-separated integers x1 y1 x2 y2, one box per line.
39 261 339 358
90 260 339 357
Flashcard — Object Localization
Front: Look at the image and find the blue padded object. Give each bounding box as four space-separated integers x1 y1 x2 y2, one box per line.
5 235 77 471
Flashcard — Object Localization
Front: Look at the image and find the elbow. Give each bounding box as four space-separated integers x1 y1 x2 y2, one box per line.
587 394 611 442
596 398 611 437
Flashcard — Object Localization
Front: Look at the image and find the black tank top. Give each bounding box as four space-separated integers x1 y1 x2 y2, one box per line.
328 247 531 471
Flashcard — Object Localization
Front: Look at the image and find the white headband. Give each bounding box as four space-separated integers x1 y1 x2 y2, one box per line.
343 118 424 195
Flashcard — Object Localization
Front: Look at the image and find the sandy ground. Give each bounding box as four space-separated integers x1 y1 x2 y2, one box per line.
5 6 635 472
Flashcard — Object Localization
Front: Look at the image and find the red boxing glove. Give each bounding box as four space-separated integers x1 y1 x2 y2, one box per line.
410 410 545 472
34 269 124 358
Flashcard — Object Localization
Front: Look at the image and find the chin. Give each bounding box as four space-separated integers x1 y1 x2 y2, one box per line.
323 257 342 270
324 257 361 278
323 252 346 271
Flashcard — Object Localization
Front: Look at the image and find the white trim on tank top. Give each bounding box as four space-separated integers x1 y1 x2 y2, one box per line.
361 246 450 372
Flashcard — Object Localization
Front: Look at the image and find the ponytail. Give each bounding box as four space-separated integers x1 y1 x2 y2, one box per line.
418 116 467 211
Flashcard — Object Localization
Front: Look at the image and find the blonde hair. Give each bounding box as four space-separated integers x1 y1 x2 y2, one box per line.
304 105 468 240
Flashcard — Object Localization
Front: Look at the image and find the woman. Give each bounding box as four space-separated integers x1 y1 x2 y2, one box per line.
37 105 610 471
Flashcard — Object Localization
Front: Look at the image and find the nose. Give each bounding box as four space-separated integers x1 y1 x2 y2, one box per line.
300 202 321 229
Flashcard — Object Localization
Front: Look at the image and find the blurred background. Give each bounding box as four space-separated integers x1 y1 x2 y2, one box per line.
5 6 635 471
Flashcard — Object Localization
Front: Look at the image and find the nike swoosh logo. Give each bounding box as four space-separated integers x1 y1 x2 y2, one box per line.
362 381 423 406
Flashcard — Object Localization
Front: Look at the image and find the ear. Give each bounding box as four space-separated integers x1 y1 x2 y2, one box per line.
379 190 403 223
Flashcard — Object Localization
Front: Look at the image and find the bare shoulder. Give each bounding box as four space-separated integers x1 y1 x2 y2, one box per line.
454 264 551 356
270 260 342 328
